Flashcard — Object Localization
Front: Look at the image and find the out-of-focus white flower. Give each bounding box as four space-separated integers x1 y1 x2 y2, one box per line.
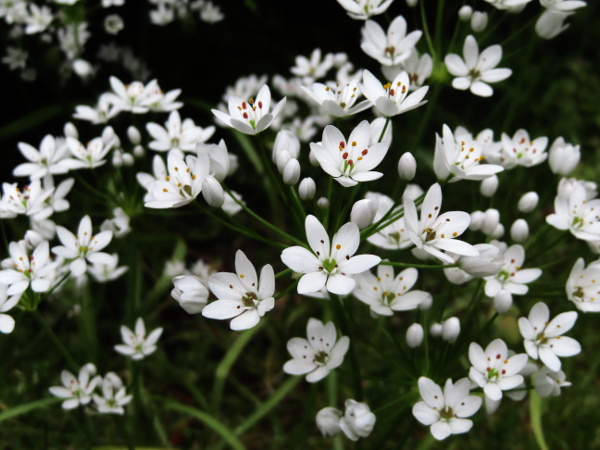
361 69 429 117
548 137 580 176
534 367 572 397
485 129 549 169
87 253 128 283
535 10 572 39
510 219 529 243
361 16 422 66
566 257 600 312
73 94 119 124
198 1 224 23
0 179 54 220
406 323 424 348
93 372 132 414
61 136 113 170
337 0 394 20
298 177 316 200
302 79 371 117
24 4 53 34
171 275 209 314
114 317 163 360
365 192 413 250
49 364 101 410
3 47 28 71
517 191 539 213
483 0 532 11
546 181 600 241
470 11 488 32
316 407 342 437
339 399 376 441
101 207 131 238
146 111 215 153
0 285 19 334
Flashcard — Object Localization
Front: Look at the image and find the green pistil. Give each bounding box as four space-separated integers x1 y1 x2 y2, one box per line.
183 185 193 196
571 217 583 228
389 231 401 243
573 287 585 298
249 119 256 129
439 406 455 420
425 229 436 242
382 292 395 305
322 258 337 273
487 368 499 380
498 270 510 282
242 292 257 307
535 332 548 345
314 351 328 364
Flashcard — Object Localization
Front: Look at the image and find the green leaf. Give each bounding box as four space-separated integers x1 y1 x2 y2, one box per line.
530 391 550 450
0 105 65 142
0 397 62 423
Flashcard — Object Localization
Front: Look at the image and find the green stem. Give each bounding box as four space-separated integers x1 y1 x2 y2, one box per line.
420 0 437 63
31 310 79 373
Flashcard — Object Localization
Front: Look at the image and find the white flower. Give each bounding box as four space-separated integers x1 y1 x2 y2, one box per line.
382 49 433 90
468 339 528 403
73 94 119 124
49 364 101 410
361 69 428 117
52 215 114 277
566 257 600 312
13 135 69 179
491 129 549 169
412 377 482 441
353 265 431 316
310 120 390 187
2 47 28 71
444 243 503 284
535 10 572 39
199 1 225 23
202 250 275 330
87 253 128 283
290 48 334 80
93 372 132 415
483 244 541 301
146 110 215 152
0 285 19 334
0 179 54 220
61 136 113 170
404 183 478 264
540 0 586 13
100 207 131 238
114 317 163 360
365 192 413 250
172 275 209 314
337 0 394 20
302 79 371 117
483 0 532 11
533 366 571 397
361 16 422 66
316 407 342 437
104 76 162 113
24 4 53 34
518 302 581 371
339 399 376 441
444 35 512 97
283 317 350 383
433 124 503 182
546 181 600 241
211 85 286 135
281 215 381 296
548 137 580 176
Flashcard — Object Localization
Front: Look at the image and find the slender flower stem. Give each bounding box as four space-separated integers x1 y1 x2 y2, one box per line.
31 310 79 373
380 261 458 270
420 0 437 63
378 117 391 143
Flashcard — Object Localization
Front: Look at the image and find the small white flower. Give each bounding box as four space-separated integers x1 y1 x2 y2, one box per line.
281 215 381 296
444 35 512 97
13 135 69 179
104 76 162 113
211 85 286 135
172 275 209 314
202 250 275 330
87 253 128 283
404 183 478 264
0 179 54 220
468 339 528 404
93 372 132 415
382 49 433 90
302 79 371 117
546 181 600 241
337 0 394 20
290 48 334 81
483 0 532 10
100 207 131 238
49 364 101 410
339 399 376 441
533 366 572 397
114 317 163 360
73 94 119 124
412 377 482 441
483 244 541 301
518 302 581 371
548 137 580 176
361 16 422 66
61 136 113 170
365 192 413 250
316 406 342 437
535 10 572 39
361 69 428 117
146 110 215 153
566 257 600 312
283 317 350 383
353 265 431 316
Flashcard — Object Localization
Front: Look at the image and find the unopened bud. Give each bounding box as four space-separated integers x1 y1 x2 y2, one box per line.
133 145 145 158
202 176 225 207
112 150 123 167
299 177 316 200
127 126 141 145
548 137 580 176
480 175 498 197
63 122 78 139
430 323 443 337
482 209 500 235
72 59 93 78
458 5 473 21
441 317 460 343
317 197 329 209
471 11 488 32
494 290 513 314
398 152 417 181
492 223 505 239
510 219 529 243
122 153 134 166
518 191 539 213
350 199 378 230
419 293 433 310
316 407 342 438
469 210 485 231
406 323 424 348
171 275 209 314
276 150 292 174
283 158 301 185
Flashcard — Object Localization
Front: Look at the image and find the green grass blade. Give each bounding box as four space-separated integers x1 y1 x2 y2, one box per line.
0 397 62 423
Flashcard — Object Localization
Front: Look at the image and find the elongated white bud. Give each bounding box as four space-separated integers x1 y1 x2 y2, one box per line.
518 191 539 213
548 137 580 176
511 218 529 243
317 197 329 209
430 323 443 337
398 152 417 181
202 176 224 207
283 158 300 185
458 5 473 21
471 11 488 32
480 175 498 197
350 199 378 230
442 317 460 343
276 150 291 174
494 290 513 314
470 210 485 231
298 177 316 200
406 323 424 348
127 126 141 145
482 209 500 235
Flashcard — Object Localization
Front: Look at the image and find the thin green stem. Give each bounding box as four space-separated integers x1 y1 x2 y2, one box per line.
31 310 79 373
420 0 437 63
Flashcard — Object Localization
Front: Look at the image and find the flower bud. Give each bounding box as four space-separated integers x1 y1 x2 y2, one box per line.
441 317 460 343
122 153 134 166
72 59 93 78
418 293 433 310
298 177 316 200
283 158 301 185
339 399 376 441
548 137 580 176
493 290 513 314
127 126 141 145
469 210 485 231
510 219 529 243
458 5 473 21
471 11 488 32
202 176 225 207
405 0 418 7
406 323 424 348
171 275 209 314
316 407 342 438
398 152 417 181
276 150 292 174
403 184 423 202
430 323 443 337
482 209 500 235
112 150 123 167
518 191 539 213
350 199 378 230
492 223 505 239
133 145 145 158
273 129 300 163
317 197 329 209
63 122 78 139
480 175 498 197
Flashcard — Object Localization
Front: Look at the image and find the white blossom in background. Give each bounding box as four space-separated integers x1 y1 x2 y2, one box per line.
484 129 548 169
281 215 381 295
49 363 101 410
13 135 69 179
0 179 54 220
93 372 132 415
101 207 131 238
365 192 413 250
202 250 275 330
518 301 581 371
566 258 600 312
361 16 422 66
412 377 482 441
361 70 429 117
337 0 394 20
73 94 119 124
546 181 600 241
316 407 342 437
0 285 19 334
104 76 161 113
115 317 163 360
339 399 376 441
61 136 113 170
290 48 334 82
483 0 531 11
198 1 225 23
548 137 580 176
302 79 371 117
444 35 512 97
535 10 572 39
87 253 128 283
353 265 431 316
404 183 478 264
381 49 432 90
171 275 209 314
468 339 528 408
212 85 286 135
3 47 28 71
52 215 114 277
310 120 390 187
534 367 572 397
283 317 350 383
433 124 503 182
146 110 215 153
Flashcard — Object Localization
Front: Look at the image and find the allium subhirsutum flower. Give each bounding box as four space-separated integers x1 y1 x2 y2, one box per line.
146 110 215 152
302 79 371 117
361 15 422 66
339 399 376 441
412 377 482 441
93 372 132 415
310 120 390 187
211 85 286 135
281 215 381 295
444 35 512 97
114 317 163 360
13 135 69 179
361 70 428 117
283 317 350 383
566 257 600 312
337 0 394 20
546 181 600 241
202 250 275 331
49 363 101 410
0 285 18 334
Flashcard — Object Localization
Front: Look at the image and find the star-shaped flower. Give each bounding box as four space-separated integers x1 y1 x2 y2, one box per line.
114 317 163 360
361 69 428 117
565 257 600 312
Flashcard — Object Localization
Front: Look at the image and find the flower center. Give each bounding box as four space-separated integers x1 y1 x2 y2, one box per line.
314 351 329 364
322 258 338 273
572 287 585 298
424 228 436 242
439 406 455 420
242 292 258 307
